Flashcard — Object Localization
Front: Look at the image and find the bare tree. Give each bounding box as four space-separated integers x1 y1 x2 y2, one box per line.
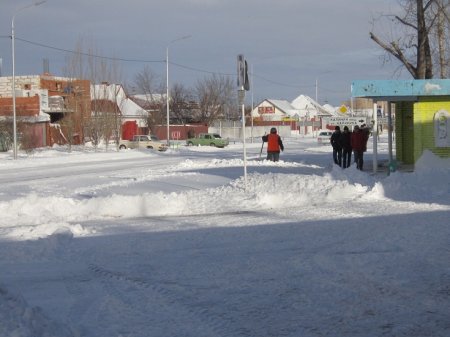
193 74 236 124
63 37 123 150
170 83 194 124
0 121 13 151
432 0 450 77
131 66 165 130
370 0 449 79
133 66 163 102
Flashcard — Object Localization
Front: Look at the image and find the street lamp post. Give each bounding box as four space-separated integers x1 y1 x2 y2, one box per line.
315 70 332 104
11 0 46 159
166 35 191 146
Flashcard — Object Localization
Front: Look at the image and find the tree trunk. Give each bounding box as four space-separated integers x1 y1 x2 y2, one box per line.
370 0 440 79
436 0 447 78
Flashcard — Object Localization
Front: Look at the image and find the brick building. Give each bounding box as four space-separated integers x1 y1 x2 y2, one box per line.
0 74 90 149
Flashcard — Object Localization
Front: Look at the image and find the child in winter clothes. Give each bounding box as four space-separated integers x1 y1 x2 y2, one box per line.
262 127 284 162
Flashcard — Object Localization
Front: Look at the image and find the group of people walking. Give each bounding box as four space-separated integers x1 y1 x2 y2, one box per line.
260 125 369 169
330 124 369 170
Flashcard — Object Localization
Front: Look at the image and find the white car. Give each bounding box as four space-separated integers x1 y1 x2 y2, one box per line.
317 131 333 144
119 135 168 151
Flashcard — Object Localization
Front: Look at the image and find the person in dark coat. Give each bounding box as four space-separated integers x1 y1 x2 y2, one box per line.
360 124 370 152
262 127 284 162
340 126 352 169
330 126 342 167
351 125 367 170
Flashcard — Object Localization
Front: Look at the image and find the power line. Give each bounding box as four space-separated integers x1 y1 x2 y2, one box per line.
252 73 314 90
15 37 165 63
170 61 234 76
15 37 236 77
9 36 336 94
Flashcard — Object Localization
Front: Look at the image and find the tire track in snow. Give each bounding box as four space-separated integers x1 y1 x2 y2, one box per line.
88 264 233 337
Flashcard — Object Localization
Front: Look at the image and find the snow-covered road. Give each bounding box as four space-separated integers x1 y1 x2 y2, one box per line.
1 137 449 337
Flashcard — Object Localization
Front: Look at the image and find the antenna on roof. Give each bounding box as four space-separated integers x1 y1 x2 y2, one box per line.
43 58 49 74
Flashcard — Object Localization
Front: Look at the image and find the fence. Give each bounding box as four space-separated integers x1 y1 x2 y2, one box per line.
209 121 292 141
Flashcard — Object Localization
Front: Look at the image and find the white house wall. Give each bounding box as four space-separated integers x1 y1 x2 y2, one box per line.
252 100 291 121
92 84 148 128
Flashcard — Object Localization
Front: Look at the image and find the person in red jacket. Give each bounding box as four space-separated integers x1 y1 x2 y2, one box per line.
351 125 367 170
262 127 284 162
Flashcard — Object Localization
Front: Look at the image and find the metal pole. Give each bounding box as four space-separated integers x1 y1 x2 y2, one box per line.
165 35 191 147
239 89 247 188
166 46 170 146
372 103 378 173
315 78 318 103
387 102 394 167
250 64 254 143
11 1 46 159
11 15 17 159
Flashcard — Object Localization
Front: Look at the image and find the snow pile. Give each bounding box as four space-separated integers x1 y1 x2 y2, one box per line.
379 150 450 203
0 167 372 230
1 151 449 236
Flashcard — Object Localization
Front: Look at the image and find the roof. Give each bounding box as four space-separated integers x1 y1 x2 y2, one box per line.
266 99 298 116
291 94 332 117
91 84 148 118
351 79 450 101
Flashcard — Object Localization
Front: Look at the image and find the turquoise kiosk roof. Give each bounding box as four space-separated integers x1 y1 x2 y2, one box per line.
352 79 450 100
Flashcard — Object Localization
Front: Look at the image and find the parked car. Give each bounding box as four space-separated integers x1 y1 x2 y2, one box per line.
186 133 229 148
119 135 168 151
317 131 333 144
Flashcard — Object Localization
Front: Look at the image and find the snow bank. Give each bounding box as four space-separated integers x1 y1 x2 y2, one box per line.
2 151 449 239
379 151 450 203
0 171 371 233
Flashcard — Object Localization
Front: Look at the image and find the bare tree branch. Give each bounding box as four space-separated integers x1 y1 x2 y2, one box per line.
370 32 418 77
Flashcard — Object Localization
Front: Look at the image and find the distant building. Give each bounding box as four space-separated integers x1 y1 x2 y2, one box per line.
251 99 297 121
0 74 90 148
291 94 332 119
250 95 333 134
91 83 149 128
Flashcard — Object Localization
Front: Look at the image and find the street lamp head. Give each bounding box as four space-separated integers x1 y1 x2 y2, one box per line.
14 0 46 20
170 35 192 44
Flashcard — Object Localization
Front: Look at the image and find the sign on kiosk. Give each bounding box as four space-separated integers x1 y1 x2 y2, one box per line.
327 117 367 126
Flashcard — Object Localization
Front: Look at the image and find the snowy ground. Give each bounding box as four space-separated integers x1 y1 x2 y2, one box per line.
0 134 449 337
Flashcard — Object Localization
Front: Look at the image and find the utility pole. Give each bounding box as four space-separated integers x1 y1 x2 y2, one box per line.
237 54 250 189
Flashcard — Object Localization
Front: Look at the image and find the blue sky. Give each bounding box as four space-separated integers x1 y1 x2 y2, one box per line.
0 0 406 106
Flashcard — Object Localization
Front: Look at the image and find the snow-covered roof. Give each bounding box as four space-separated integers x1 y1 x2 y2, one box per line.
131 94 164 102
266 99 299 116
323 104 336 113
91 84 148 118
291 95 332 117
